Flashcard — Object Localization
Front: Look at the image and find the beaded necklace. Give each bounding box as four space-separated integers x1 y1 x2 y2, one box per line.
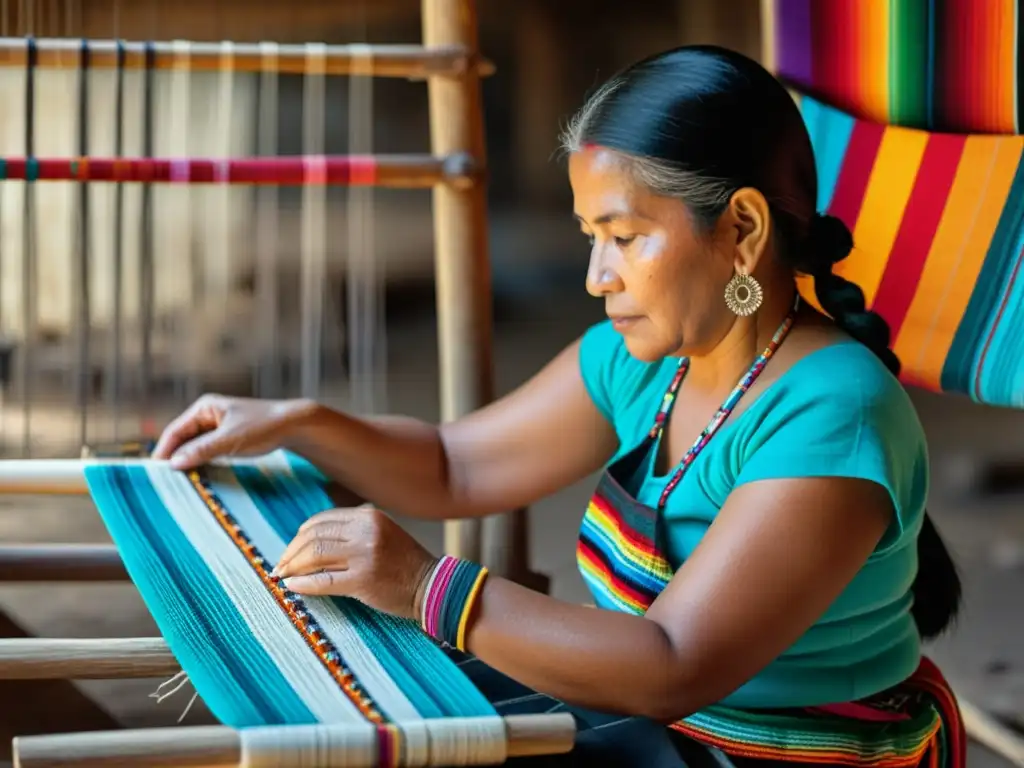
653 296 800 510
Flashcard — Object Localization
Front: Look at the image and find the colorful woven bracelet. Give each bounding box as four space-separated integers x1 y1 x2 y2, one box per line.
420 555 488 651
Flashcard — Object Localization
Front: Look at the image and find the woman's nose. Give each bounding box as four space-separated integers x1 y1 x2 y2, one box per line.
586 248 622 298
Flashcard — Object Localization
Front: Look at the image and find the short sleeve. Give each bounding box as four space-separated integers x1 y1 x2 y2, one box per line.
735 350 929 550
578 320 628 423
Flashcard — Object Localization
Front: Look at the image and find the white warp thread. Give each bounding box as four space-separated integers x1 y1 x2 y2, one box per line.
240 717 508 767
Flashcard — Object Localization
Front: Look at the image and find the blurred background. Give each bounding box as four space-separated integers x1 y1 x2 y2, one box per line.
0 1 1020 765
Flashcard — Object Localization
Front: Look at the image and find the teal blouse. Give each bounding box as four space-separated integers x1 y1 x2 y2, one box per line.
579 319 928 709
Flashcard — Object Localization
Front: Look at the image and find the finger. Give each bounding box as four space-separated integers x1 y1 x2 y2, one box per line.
283 569 351 596
296 507 359 535
152 396 223 461
274 519 353 574
169 428 242 470
272 532 352 579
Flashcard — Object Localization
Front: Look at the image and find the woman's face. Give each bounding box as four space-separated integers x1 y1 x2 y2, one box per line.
569 147 739 362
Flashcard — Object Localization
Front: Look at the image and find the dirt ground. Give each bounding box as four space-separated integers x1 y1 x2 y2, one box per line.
0 287 1022 766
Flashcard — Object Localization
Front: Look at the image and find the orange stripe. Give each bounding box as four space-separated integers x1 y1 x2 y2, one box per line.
987 0 1017 133
858 1 889 122
840 125 929 305
894 136 1023 389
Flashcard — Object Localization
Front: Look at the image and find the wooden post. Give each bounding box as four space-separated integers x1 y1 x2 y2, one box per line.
420 0 507 575
422 0 542 589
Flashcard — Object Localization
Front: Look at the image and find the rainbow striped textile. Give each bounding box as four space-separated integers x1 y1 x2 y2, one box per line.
83 451 507 766
794 93 1024 408
765 0 1024 134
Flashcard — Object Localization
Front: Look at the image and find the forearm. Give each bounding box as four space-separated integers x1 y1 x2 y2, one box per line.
461 577 699 721
285 402 474 520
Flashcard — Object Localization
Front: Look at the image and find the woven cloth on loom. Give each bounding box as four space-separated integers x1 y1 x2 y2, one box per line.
766 0 1024 134
793 93 1024 408
83 451 506 762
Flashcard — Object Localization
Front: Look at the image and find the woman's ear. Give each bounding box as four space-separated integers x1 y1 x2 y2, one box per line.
724 187 771 275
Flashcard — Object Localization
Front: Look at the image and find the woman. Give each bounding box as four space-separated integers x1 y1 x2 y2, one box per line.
153 45 964 767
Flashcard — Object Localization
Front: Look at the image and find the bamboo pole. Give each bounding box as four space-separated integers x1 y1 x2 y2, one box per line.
0 544 126 581
13 714 577 767
0 638 178 679
0 39 495 79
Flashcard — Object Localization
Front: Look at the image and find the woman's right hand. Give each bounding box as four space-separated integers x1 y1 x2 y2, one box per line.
151 394 317 470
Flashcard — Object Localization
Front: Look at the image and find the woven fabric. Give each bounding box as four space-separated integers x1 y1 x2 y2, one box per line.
767 0 1023 134
84 451 497 729
795 93 1024 408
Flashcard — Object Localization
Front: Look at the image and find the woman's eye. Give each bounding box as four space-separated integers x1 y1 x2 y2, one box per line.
614 235 636 248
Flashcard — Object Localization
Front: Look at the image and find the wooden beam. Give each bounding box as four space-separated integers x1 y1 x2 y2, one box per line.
13 714 578 768
0 611 120 763
0 638 178 680
0 544 127 582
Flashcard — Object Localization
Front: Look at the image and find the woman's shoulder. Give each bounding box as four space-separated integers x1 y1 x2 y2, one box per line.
736 340 929 545
765 340 920 426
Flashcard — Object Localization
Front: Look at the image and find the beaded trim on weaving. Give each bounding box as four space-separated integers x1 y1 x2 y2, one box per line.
186 470 386 724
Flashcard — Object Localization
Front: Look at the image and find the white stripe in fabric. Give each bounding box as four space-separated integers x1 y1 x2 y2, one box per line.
144 466 365 723
205 465 424 723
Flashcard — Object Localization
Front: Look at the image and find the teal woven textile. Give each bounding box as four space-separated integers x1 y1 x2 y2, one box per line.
84 451 497 728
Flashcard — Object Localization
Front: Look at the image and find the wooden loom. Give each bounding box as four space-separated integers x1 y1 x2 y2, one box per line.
0 458 576 767
0 0 567 765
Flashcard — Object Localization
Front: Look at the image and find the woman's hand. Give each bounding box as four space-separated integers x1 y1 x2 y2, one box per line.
151 394 317 470
270 504 439 621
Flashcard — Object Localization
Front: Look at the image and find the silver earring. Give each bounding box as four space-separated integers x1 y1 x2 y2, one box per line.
724 273 763 316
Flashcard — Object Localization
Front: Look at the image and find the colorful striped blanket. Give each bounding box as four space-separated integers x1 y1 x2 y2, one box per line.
795 93 1024 408
766 0 1024 135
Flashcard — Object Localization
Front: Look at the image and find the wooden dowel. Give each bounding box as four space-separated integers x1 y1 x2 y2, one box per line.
0 458 150 495
12 714 576 768
0 452 364 496
0 39 495 79
959 697 1024 767
0 544 127 581
0 638 178 679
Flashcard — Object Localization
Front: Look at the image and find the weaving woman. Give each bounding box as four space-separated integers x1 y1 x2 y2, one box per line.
153 45 965 767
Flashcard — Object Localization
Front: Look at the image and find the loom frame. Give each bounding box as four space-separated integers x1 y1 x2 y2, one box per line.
0 0 560 763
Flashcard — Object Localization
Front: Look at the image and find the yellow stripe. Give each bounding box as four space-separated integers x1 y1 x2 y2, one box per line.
585 502 673 579
839 127 930 305
455 567 489 652
895 136 1023 388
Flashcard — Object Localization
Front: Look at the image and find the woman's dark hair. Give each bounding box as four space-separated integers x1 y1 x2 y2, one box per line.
562 44 961 640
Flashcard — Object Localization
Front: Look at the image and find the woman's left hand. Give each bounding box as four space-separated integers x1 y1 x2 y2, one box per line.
270 504 439 621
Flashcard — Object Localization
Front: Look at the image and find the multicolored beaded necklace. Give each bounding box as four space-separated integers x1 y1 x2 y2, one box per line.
652 295 800 510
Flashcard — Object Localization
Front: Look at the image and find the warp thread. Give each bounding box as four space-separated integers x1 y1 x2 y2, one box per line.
149 669 200 723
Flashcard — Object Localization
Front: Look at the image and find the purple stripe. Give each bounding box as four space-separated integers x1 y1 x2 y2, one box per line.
775 0 814 85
